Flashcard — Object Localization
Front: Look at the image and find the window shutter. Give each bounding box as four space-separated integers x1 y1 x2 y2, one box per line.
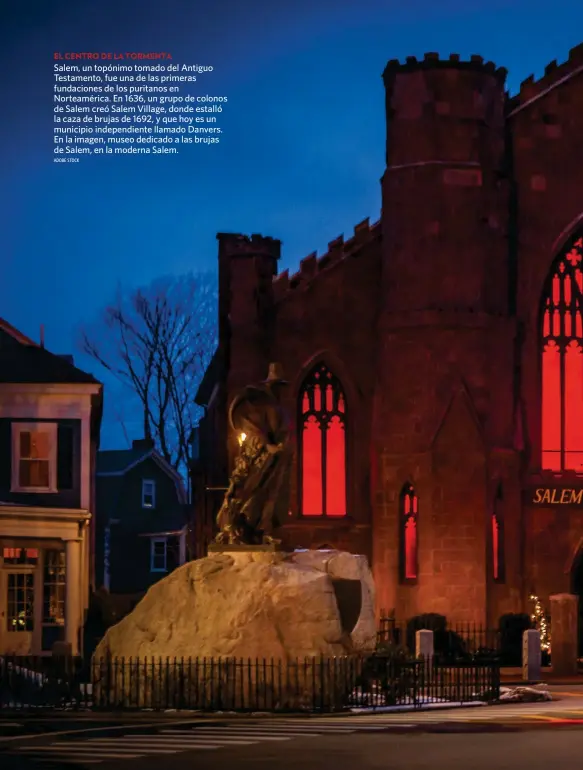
57 425 74 490
0 420 11 489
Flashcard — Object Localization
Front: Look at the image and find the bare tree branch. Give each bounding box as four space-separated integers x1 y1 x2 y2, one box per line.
79 272 218 474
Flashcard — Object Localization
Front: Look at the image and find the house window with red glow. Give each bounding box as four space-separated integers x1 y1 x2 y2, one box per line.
299 363 347 516
542 234 583 471
400 484 418 582
492 483 504 582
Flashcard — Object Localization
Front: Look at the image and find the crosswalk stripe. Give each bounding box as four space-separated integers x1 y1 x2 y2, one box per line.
192 727 332 734
54 742 180 753
209 730 321 738
32 759 103 765
162 726 356 735
230 725 359 732
179 731 291 741
161 728 320 737
16 747 144 759
26 745 149 754
89 737 231 747
95 735 257 749
161 725 345 731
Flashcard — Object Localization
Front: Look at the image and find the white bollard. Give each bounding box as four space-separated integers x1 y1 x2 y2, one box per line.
522 629 542 681
416 629 434 660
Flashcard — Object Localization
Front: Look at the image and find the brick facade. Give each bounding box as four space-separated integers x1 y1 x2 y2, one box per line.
193 45 583 628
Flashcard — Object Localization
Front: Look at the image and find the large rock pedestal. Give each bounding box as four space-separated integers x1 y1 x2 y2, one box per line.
93 549 376 710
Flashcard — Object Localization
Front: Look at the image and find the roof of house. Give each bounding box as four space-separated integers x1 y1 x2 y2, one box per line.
96 448 151 475
0 318 100 385
0 317 38 346
96 444 187 503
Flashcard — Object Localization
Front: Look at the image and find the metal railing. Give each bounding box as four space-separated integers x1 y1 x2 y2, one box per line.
377 613 536 666
0 654 500 712
377 618 500 661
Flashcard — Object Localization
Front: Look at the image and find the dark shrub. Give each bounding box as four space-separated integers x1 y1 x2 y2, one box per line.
406 614 468 662
471 646 499 662
356 648 419 707
499 613 532 666
375 641 415 661
433 630 467 663
406 613 446 651
407 613 448 634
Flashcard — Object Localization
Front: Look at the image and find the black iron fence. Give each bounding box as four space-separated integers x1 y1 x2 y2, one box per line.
0 655 88 710
377 613 539 666
377 617 501 662
0 654 500 712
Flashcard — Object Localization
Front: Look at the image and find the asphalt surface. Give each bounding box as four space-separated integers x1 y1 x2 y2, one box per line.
2 716 583 770
2 687 583 769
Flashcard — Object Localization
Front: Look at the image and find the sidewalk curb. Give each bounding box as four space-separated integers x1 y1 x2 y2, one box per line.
0 702 489 722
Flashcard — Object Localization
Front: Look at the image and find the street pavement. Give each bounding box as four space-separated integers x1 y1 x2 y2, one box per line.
3 687 583 768
1 715 583 769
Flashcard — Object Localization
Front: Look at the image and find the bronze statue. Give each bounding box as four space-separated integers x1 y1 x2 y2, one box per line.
215 362 292 546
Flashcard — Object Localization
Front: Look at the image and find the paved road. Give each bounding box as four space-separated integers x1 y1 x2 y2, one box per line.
1 717 583 769
2 687 583 767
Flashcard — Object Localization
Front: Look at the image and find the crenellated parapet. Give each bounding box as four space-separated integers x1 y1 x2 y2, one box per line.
272 217 381 303
382 51 507 82
216 232 281 261
381 52 507 170
507 42 583 115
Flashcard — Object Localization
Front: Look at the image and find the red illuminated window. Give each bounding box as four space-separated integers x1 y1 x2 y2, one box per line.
299 364 347 516
492 483 504 582
400 484 418 582
542 234 583 471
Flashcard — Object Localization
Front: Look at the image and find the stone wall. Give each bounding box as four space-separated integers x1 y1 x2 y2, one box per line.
193 45 583 631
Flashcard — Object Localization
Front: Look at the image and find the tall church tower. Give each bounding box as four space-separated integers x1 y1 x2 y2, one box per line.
216 233 281 468
372 54 520 624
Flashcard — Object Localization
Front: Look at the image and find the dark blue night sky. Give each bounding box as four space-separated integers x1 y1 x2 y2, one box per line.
1 0 582 448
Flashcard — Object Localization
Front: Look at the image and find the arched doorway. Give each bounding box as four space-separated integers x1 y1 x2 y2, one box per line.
570 546 583 656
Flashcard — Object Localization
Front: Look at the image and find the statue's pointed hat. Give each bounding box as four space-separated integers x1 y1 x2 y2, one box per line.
262 362 288 384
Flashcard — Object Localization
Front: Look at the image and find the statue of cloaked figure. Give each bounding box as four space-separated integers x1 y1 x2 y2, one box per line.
215 362 292 546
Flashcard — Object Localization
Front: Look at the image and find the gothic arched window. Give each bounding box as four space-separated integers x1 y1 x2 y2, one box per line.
492 483 504 582
541 233 583 471
400 484 418 582
299 363 347 516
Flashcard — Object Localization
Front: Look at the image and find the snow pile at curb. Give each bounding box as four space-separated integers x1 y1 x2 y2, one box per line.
498 684 552 703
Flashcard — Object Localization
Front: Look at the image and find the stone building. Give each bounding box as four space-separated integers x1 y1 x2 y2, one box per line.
192 45 583 629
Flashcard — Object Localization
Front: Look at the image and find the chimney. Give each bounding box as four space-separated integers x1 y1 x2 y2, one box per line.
132 438 155 451
40 324 45 348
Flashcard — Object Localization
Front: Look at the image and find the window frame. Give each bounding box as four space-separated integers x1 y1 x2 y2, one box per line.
399 483 418 585
150 537 167 573
540 232 583 472
42 550 66 626
7 571 35 633
492 483 505 584
142 478 156 509
298 363 348 517
11 422 58 493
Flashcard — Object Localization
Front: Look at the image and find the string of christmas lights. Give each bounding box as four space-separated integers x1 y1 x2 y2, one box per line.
530 594 551 652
